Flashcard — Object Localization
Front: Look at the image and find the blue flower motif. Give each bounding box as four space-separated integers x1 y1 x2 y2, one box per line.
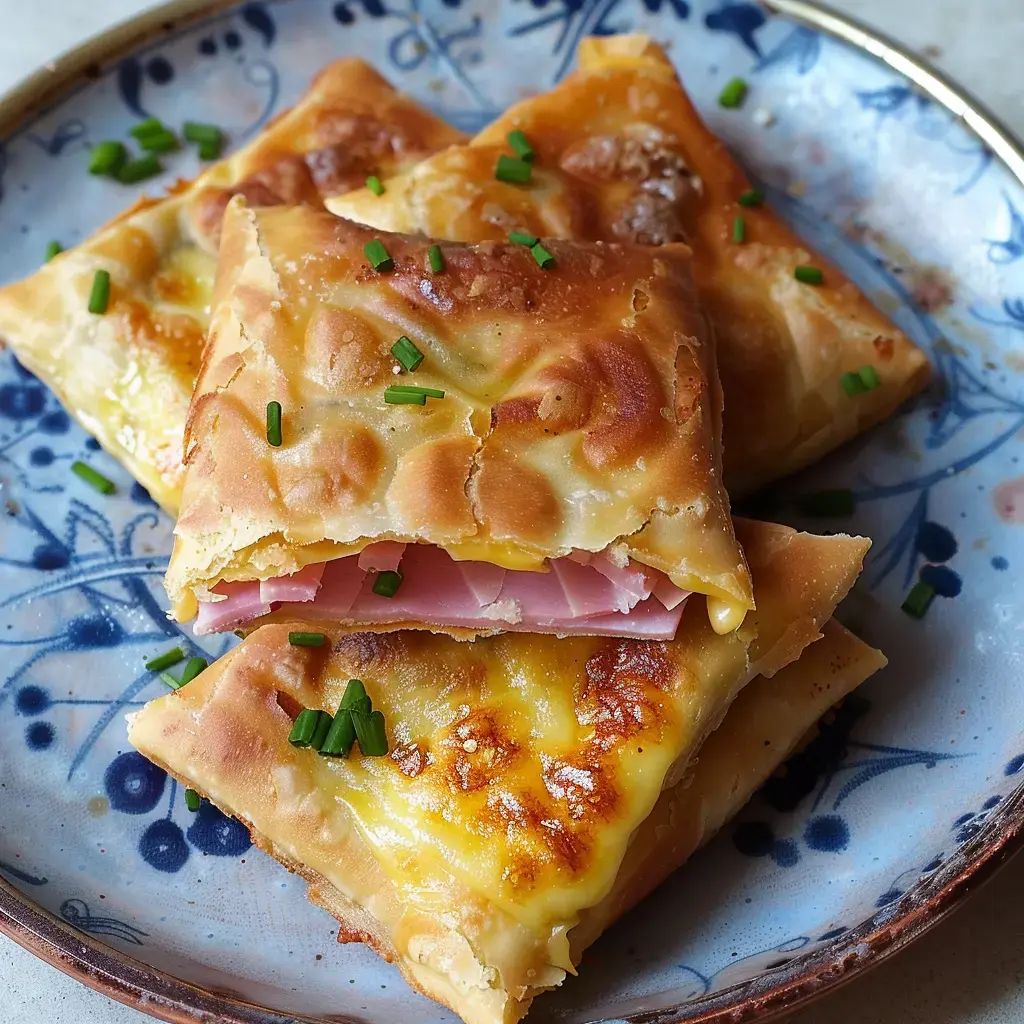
139 819 190 873
186 802 252 857
60 898 148 946
104 752 167 815
755 26 820 74
704 2 766 57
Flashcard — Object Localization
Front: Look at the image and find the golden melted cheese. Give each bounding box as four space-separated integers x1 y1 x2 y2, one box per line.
327 35 931 497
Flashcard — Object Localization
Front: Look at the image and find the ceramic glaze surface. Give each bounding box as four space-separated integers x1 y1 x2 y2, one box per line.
0 2 1023 1022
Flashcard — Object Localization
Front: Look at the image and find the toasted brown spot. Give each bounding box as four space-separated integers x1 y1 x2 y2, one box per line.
391 741 429 778
873 335 895 362
442 709 520 792
281 424 383 512
304 307 390 390
333 631 397 669
472 450 560 544
632 288 650 312
674 344 703 425
542 755 618 821
387 436 478 539
487 790 588 878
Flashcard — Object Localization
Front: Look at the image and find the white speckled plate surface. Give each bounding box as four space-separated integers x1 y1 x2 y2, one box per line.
2 1 1024 1022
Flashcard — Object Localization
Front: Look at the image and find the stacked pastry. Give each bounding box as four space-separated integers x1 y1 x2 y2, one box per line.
0 36 929 1024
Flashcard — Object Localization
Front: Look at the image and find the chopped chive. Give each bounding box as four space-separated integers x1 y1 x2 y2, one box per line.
129 118 166 140
737 188 764 207
45 241 63 262
509 231 539 247
138 129 180 154
183 121 224 145
841 371 867 396
795 265 824 285
266 400 283 447
902 580 936 619
341 679 371 714
146 646 185 672
88 141 127 176
372 570 403 598
507 129 535 162
384 389 426 405
352 709 389 756
427 244 444 273
184 789 201 812
387 384 445 399
159 671 182 690
364 239 394 272
117 154 163 184
495 154 532 185
197 139 224 161
310 711 334 751
288 708 322 747
391 335 424 372
178 657 207 687
71 460 115 495
88 269 111 314
858 365 880 390
732 216 746 243
366 175 385 196
530 242 555 270
319 708 356 758
719 77 749 109
797 488 855 517
288 631 326 647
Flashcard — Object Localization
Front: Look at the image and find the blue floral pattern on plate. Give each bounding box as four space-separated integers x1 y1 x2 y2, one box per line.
0 1 1023 1021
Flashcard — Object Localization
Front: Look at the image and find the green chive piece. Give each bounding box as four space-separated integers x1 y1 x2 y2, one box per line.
372 570 403 598
341 679 371 714
366 175 385 196
183 121 224 145
738 189 764 207
352 709 389 756
71 460 115 495
88 141 127 176
129 118 166 140
384 389 426 406
509 231 539 247
178 657 207 687
841 371 867 396
795 265 824 285
495 154 532 185
197 139 224 161
364 239 394 272
428 244 444 273
719 77 749 109
88 269 111 314
797 489 855 517
184 789 201 812
530 242 555 270
266 401 283 447
319 709 357 758
858 365 880 390
146 646 185 672
289 708 322 747
288 631 326 647
310 711 334 752
387 384 445 399
138 129 180 154
45 241 63 262
117 154 163 184
732 216 746 243
507 129 535 163
391 336 424 372
159 671 182 690
902 580 936 620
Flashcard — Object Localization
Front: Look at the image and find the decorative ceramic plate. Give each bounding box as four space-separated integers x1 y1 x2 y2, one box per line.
2 1 1024 1022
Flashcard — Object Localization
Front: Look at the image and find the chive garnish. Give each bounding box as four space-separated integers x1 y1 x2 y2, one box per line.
320 709 357 758
289 708 322 747
266 401 283 447
530 242 555 270
372 570 403 598
184 789 201 812
197 139 223 161
495 155 532 184
509 231 539 247
795 265 824 285
841 371 866 397
146 646 185 672
138 129 180 155
340 679 371 714
507 129 535 163
384 389 426 405
364 239 394 272
859 365 880 390
732 216 746 243
88 269 111 314
352 709 389 756
159 671 182 690
902 580 936 619
366 175 385 196
387 384 445 399
71 460 115 495
738 188 764 207
427 244 444 273
88 141 127 177
178 657 207 687
183 122 224 145
391 336 424 372
117 154 163 184
288 631 326 647
797 488 855 517
718 77 749 109
310 711 334 752
129 118 166 140
45 241 63 262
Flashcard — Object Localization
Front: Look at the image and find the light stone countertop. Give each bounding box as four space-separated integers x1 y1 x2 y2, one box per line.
1 1 1023 1022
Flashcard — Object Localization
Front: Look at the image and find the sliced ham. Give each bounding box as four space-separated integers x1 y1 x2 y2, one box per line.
653 574 690 611
589 551 656 603
259 562 325 604
357 541 407 572
456 560 507 607
195 582 270 634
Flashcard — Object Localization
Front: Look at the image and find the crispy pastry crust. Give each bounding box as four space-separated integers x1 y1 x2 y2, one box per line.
131 520 870 1024
328 35 930 496
0 60 463 512
166 201 751 625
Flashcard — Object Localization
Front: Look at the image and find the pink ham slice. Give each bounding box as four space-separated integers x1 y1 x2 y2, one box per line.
457 561 507 607
195 581 270 634
259 562 325 604
357 542 407 572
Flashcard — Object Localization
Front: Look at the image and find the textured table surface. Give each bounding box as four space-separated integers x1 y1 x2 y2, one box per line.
1 1 1023 1022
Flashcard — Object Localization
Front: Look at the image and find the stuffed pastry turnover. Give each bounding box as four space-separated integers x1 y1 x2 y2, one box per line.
328 35 931 496
131 520 875 1024
165 200 751 639
0 59 464 513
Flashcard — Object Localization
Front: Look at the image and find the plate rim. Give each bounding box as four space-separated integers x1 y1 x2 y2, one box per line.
1 1 1024 1023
